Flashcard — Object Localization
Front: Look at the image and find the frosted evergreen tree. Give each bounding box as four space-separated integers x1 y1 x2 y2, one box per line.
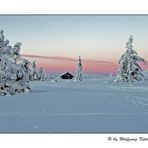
19 59 31 83
36 68 45 81
29 61 47 81
30 61 37 80
0 30 31 96
11 42 22 63
75 56 83 81
48 74 59 82
114 35 146 83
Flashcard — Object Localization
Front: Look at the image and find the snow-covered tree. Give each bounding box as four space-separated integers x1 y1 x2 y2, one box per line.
0 30 5 54
36 67 45 81
19 59 31 83
11 42 22 63
47 74 59 82
75 56 83 81
0 30 31 96
30 61 37 80
114 35 146 83
29 61 48 81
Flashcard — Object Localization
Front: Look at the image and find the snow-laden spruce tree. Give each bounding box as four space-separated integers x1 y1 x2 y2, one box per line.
30 61 37 80
36 67 46 81
48 74 59 82
29 61 48 81
75 56 83 81
0 30 31 96
114 35 146 83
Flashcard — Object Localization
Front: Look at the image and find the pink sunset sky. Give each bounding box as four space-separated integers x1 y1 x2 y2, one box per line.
22 54 148 75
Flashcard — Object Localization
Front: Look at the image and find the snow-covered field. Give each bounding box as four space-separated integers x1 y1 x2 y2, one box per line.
0 75 148 133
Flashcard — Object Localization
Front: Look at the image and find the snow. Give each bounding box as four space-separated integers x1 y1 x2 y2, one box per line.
0 75 148 133
143 70 148 80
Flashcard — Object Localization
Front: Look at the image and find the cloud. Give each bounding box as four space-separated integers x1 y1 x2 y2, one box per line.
22 54 116 65
22 54 76 61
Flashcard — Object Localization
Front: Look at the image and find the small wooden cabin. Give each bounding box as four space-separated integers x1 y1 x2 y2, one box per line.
60 72 74 79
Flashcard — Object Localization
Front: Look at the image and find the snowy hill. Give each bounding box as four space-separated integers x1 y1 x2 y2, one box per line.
0 76 148 133
143 70 148 80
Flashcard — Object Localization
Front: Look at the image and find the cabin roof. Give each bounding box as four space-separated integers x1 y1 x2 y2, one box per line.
60 72 74 77
60 72 74 79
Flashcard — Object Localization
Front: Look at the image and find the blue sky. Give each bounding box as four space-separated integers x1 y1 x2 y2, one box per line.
0 15 148 73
